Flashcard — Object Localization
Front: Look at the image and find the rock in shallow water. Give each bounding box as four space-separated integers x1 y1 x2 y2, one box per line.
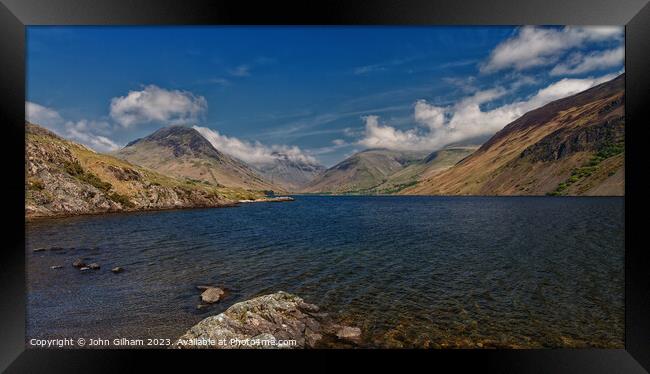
72 259 86 268
200 287 224 304
174 291 361 349
336 326 362 343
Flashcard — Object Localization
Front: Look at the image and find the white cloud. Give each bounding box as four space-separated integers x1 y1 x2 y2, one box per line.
26 101 120 153
550 46 624 76
481 26 623 73
360 115 425 151
193 125 318 166
359 73 617 152
274 145 319 165
110 85 207 127
414 100 446 130
64 120 120 152
507 74 541 90
26 101 63 126
527 74 616 106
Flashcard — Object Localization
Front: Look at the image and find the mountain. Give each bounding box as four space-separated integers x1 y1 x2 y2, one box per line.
116 126 279 192
302 147 476 194
26 123 262 219
252 152 326 192
370 146 478 194
301 149 430 194
402 74 625 196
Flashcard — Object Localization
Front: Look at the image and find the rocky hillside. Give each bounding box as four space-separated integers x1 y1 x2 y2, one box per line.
301 147 475 194
26 123 262 219
403 74 625 196
252 152 326 192
116 126 280 192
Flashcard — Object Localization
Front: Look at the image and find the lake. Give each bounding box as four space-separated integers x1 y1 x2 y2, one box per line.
26 196 625 348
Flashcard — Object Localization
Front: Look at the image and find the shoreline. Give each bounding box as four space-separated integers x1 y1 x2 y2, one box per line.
292 193 624 198
25 194 624 222
25 196 295 222
237 196 295 203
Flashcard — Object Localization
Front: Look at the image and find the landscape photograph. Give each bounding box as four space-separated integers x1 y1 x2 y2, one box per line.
25 26 624 349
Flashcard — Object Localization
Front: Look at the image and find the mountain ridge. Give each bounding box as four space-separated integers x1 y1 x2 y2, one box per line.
252 152 326 192
301 148 477 194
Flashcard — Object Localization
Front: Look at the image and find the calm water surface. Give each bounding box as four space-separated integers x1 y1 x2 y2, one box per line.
26 196 624 348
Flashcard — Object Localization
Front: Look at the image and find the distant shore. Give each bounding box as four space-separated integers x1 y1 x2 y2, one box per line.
237 196 295 203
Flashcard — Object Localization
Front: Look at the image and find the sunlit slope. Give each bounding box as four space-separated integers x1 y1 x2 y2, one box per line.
26 123 261 218
402 74 625 196
116 126 281 192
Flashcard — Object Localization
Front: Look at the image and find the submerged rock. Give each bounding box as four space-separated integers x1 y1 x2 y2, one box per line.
336 326 362 343
200 287 224 304
72 259 86 268
174 291 361 349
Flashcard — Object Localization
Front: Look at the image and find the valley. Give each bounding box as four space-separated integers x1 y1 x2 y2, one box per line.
26 74 626 220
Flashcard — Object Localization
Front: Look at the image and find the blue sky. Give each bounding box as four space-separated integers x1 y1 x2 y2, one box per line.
27 26 624 167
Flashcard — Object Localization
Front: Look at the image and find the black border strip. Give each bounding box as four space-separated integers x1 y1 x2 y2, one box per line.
625 1 650 371
0 0 25 371
1 0 649 372
2 0 649 25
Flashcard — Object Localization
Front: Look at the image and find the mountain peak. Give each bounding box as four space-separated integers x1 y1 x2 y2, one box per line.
127 125 219 158
147 125 197 137
143 125 204 143
117 125 280 191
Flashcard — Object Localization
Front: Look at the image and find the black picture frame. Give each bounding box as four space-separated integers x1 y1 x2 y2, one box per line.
1 0 649 372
